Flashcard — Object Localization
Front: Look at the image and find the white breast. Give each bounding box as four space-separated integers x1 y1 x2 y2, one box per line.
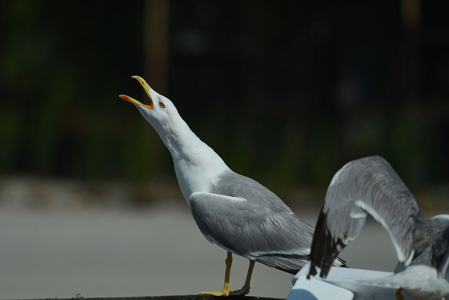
168 132 229 206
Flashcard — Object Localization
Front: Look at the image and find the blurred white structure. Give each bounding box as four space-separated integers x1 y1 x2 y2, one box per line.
288 264 415 300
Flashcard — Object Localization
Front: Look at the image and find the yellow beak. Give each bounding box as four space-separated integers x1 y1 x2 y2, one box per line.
119 75 154 109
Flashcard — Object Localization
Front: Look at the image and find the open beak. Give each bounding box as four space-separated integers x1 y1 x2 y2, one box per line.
119 76 154 109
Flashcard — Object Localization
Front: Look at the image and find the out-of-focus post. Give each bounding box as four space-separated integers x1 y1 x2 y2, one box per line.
144 0 170 94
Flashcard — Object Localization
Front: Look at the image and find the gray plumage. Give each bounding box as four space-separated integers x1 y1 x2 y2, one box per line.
190 170 317 274
308 155 449 298
120 76 346 296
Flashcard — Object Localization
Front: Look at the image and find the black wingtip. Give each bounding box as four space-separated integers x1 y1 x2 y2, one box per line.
307 263 318 279
308 210 347 279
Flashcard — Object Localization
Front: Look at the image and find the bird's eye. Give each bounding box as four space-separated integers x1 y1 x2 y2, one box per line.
159 102 165 108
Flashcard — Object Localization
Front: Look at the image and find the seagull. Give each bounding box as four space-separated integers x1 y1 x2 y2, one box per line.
307 155 449 299
119 76 345 297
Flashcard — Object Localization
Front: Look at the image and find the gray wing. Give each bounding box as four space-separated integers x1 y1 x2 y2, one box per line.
211 170 295 214
189 191 315 274
425 215 449 278
308 155 426 278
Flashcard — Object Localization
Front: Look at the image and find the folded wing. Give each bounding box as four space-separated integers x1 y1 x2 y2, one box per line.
190 191 315 274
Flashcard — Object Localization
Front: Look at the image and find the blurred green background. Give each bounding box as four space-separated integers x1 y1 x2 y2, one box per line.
1 0 448 207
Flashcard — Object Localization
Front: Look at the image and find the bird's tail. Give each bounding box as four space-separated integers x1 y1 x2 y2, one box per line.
256 254 347 275
256 254 309 275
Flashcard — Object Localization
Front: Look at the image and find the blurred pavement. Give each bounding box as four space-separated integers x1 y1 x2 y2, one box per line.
0 201 397 299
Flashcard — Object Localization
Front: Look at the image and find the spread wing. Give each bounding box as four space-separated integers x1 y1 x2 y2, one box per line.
308 155 425 278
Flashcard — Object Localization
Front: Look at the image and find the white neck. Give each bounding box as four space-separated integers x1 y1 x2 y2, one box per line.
156 119 229 204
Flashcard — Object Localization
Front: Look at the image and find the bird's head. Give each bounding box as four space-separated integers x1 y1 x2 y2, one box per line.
119 76 182 134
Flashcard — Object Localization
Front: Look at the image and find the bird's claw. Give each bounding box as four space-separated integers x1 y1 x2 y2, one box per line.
201 287 231 297
229 285 250 296
201 284 250 297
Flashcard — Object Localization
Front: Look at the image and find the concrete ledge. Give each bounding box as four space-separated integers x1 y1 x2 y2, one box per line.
6 295 283 300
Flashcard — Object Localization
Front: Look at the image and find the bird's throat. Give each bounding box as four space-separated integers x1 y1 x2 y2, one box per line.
163 128 229 203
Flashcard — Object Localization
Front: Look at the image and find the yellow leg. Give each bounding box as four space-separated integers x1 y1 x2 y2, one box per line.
395 288 405 300
230 260 255 296
201 251 233 296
